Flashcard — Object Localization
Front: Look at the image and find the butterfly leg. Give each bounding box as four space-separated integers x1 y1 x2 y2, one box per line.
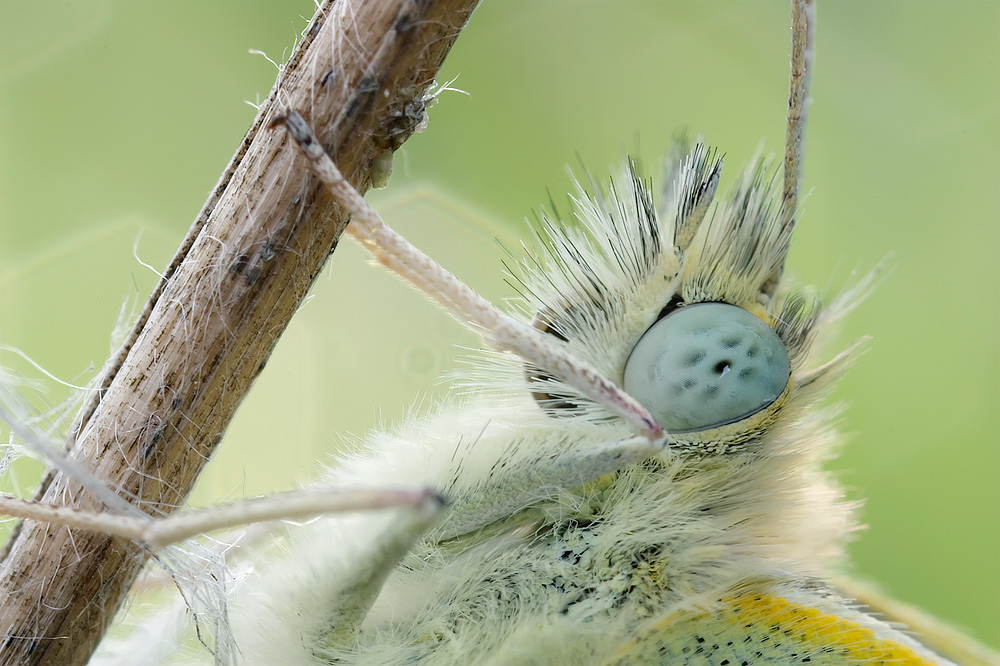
0 487 440 551
437 434 665 540
308 495 443 647
271 111 664 445
231 491 446 663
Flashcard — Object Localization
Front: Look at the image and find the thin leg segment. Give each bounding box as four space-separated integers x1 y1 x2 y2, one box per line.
310 495 444 648
0 487 440 551
437 435 666 541
271 111 663 442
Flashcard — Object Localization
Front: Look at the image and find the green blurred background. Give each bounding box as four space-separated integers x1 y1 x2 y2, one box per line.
0 0 996 651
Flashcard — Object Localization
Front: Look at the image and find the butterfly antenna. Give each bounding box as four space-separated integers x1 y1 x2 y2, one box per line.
780 0 815 234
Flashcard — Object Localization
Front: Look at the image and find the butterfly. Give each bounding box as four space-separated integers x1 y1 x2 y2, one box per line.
0 0 996 660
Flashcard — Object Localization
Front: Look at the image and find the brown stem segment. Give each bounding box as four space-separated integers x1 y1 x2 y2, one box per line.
0 1 480 663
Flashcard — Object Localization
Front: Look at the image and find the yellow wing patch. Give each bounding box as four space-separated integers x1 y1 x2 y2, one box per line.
604 590 947 665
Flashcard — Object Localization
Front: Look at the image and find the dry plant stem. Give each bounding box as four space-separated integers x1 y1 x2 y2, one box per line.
275 112 664 440
0 0 479 664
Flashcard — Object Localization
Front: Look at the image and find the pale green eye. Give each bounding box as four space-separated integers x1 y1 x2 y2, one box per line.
623 302 790 433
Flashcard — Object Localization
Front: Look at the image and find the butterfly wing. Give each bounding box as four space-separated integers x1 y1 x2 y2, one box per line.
603 579 958 666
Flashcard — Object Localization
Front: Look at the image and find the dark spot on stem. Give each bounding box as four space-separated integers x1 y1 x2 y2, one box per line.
260 242 277 262
395 12 415 33
228 253 250 276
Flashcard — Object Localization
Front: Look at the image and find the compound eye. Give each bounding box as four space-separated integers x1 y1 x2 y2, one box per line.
623 302 790 433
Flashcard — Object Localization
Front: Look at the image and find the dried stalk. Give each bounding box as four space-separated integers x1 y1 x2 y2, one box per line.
0 0 480 663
